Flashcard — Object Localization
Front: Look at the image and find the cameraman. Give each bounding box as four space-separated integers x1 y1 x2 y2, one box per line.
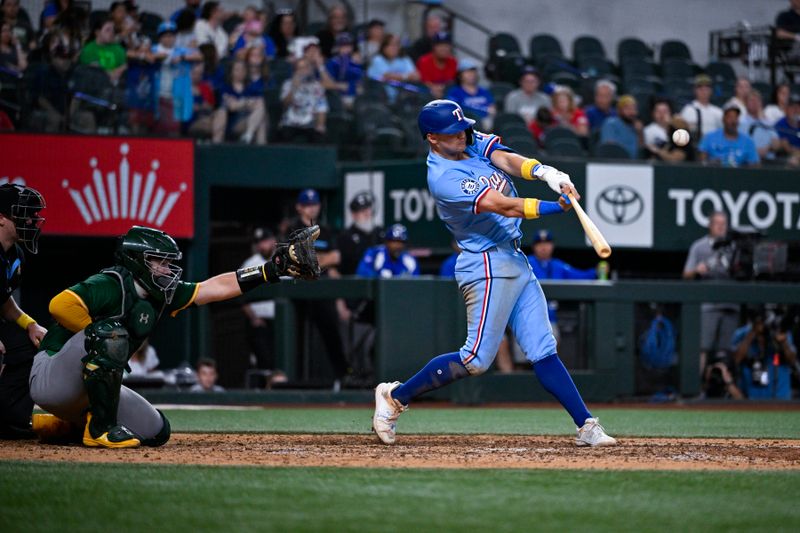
732 308 797 399
683 211 739 374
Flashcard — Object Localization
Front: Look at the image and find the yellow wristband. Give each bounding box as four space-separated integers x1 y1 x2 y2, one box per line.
520 158 541 181
523 198 540 219
16 313 36 330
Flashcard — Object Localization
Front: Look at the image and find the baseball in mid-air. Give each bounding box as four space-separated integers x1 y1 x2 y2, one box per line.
672 128 690 146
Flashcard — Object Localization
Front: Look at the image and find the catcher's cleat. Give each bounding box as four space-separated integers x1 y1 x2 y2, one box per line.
32 413 84 444
82 414 141 449
372 381 407 445
575 417 617 447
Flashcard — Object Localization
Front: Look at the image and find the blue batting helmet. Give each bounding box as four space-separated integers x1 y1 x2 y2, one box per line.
417 99 475 141
385 223 408 242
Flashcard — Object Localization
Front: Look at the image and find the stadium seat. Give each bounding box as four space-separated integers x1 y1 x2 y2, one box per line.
573 36 606 62
546 139 586 157
594 141 632 159
660 40 692 62
326 112 354 146
363 127 406 160
529 34 564 64
621 57 657 78
661 58 696 83
629 92 653 120
489 32 522 59
269 58 293 86
494 112 528 132
68 65 119 133
305 21 326 36
489 82 515 112
663 80 695 108
503 134 540 155
623 76 662 94
497 124 531 139
362 78 388 104
325 90 345 114
617 37 653 64
543 126 580 146
577 56 615 78
751 81 772 100
706 61 736 85
486 52 528 83
550 71 581 92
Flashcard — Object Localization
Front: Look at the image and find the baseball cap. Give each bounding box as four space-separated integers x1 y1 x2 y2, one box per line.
385 223 408 242
521 65 541 78
349 191 374 212
694 74 712 87
457 58 479 73
252 226 274 243
335 32 355 46
157 21 176 36
616 94 637 111
297 188 321 205
532 229 553 244
432 31 451 44
722 102 741 115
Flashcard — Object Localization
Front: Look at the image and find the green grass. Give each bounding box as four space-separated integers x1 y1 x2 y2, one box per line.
162 407 800 439
1 462 798 532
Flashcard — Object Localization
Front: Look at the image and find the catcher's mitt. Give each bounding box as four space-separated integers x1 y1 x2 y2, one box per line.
272 225 321 281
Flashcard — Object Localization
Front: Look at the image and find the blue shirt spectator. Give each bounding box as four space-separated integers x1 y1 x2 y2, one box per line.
232 34 277 59
599 94 640 158
170 1 202 23
699 106 759 166
367 34 418 102
446 60 495 120
774 96 800 149
585 105 616 132
584 79 617 131
325 33 363 101
357 245 420 278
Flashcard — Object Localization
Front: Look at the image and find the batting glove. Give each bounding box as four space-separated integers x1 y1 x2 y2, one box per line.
534 164 574 195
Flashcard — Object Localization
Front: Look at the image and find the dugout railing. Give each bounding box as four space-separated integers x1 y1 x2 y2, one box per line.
244 278 800 402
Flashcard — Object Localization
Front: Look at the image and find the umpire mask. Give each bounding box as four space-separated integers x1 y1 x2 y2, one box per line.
0 184 46 254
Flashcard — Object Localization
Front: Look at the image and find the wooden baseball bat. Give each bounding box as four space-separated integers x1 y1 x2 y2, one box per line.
567 193 611 259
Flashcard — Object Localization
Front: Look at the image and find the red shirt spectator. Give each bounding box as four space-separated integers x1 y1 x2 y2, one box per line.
416 31 456 98
551 85 589 137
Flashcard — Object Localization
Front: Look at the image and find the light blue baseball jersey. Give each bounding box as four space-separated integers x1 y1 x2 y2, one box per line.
427 131 522 254
426 131 558 370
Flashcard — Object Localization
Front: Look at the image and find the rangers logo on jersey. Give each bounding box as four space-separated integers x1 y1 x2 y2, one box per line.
460 178 480 195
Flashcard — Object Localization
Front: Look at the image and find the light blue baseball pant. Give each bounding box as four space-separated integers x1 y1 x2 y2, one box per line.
455 240 557 375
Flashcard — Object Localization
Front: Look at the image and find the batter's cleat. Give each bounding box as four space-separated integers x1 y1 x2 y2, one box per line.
372 381 407 445
575 417 617 447
82 414 141 449
32 413 84 444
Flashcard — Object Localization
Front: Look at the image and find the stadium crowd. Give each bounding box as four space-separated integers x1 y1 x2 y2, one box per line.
0 0 798 165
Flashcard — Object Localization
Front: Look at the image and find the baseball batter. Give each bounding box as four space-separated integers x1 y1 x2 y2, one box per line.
30 225 321 448
373 100 616 447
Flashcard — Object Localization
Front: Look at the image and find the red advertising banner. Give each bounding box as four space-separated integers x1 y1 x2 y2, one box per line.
0 134 194 238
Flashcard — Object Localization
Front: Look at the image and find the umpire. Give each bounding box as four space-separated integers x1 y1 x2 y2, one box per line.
0 184 47 439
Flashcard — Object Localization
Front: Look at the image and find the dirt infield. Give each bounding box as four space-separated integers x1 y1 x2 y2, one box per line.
3 434 800 470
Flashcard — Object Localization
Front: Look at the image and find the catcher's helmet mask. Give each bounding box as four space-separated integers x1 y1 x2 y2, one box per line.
0 184 46 255
116 226 183 304
417 99 475 145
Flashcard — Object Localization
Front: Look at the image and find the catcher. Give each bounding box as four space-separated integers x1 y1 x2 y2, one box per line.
30 224 320 448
